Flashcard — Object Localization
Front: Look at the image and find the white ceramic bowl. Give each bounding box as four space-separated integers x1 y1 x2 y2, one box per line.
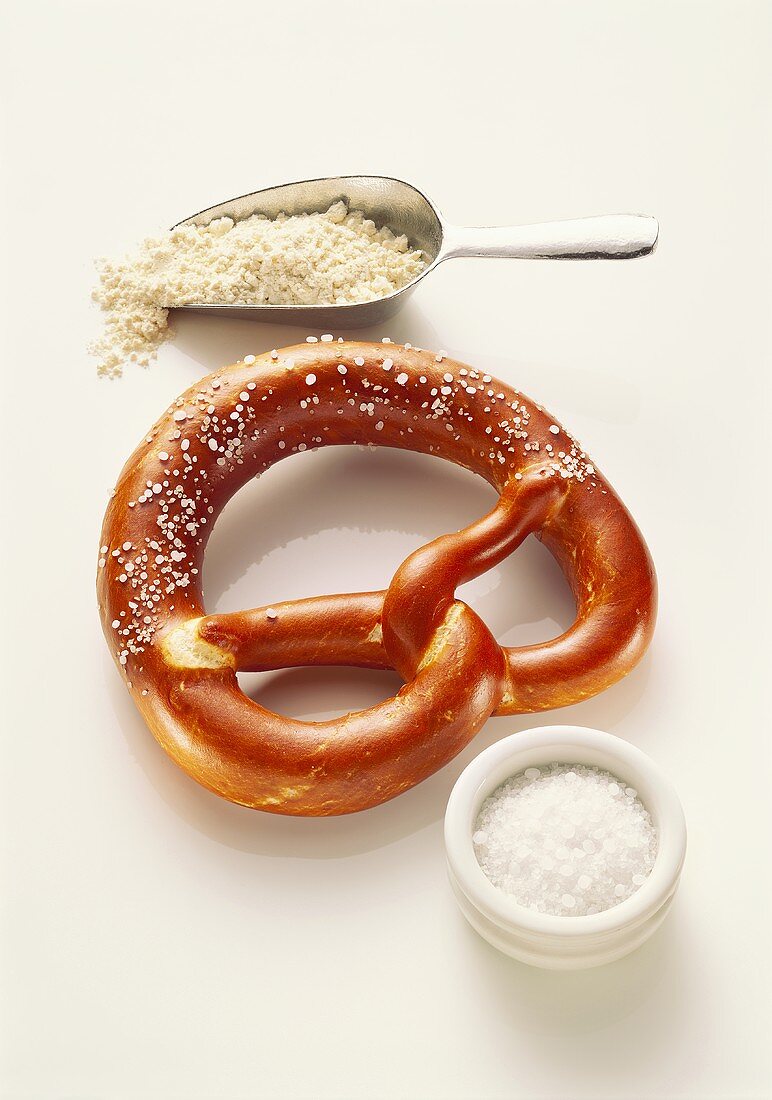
444 725 687 970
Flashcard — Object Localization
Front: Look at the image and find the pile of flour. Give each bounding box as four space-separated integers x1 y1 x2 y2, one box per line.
91 201 426 377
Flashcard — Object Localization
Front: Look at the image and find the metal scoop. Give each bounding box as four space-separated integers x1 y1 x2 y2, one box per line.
172 175 658 329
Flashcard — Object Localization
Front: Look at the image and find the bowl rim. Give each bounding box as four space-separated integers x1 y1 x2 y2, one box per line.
444 724 687 940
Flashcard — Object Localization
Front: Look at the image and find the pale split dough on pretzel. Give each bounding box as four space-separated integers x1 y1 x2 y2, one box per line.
97 342 656 815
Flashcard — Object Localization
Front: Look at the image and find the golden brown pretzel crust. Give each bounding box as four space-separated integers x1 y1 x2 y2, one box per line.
97 342 656 815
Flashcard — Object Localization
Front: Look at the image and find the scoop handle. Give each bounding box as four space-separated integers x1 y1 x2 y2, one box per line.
442 214 658 260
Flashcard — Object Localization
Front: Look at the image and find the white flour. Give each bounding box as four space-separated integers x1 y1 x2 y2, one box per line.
91 201 426 377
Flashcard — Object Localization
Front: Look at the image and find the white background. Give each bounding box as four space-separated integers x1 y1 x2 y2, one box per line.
2 2 770 1097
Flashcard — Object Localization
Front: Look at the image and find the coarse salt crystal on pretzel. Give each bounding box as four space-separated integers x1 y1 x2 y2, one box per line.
97 342 656 815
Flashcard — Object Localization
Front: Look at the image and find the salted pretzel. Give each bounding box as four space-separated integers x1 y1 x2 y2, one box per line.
98 341 656 815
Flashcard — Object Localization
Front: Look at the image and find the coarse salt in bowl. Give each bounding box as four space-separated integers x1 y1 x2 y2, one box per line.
444 726 687 970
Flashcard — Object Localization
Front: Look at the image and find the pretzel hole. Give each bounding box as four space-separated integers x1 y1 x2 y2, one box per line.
458 534 576 647
236 666 404 722
203 447 496 611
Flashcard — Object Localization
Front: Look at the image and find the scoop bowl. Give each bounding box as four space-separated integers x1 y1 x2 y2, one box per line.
172 174 658 328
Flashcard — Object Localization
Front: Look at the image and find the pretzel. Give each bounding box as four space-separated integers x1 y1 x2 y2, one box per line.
98 341 656 815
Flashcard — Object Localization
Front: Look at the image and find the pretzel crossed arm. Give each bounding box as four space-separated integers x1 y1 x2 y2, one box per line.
194 465 653 708
98 343 655 814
